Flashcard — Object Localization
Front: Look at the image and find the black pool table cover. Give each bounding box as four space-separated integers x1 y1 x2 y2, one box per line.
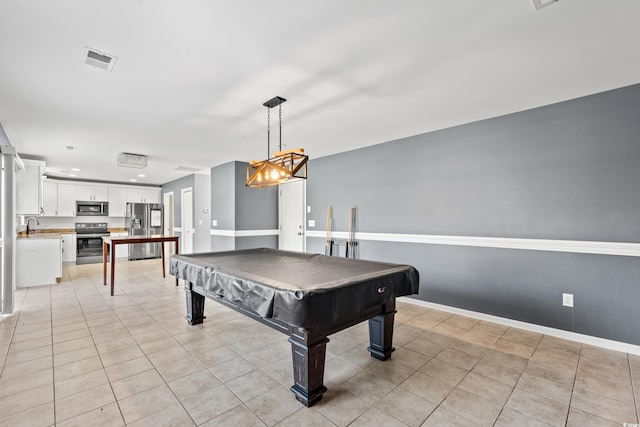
169 248 419 329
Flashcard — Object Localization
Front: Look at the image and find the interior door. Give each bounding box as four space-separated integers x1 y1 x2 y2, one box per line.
181 188 194 254
279 180 305 252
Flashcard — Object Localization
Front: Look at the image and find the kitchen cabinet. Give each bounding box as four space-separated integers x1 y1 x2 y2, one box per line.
76 185 108 201
110 232 129 259
42 181 57 216
58 184 76 216
16 159 45 215
126 188 159 203
61 233 76 263
109 187 127 217
16 237 62 287
41 182 76 216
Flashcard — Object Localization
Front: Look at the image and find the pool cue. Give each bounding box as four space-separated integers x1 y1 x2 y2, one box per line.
345 207 351 258
325 206 334 256
346 206 357 258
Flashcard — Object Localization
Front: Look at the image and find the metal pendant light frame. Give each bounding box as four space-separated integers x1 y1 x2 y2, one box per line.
246 96 308 188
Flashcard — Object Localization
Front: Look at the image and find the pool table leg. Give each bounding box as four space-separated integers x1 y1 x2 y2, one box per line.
288 328 329 407
185 282 205 325
368 299 397 360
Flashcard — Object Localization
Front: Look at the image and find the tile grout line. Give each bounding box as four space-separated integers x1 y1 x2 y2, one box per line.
627 353 640 424
49 283 57 426
489 330 545 426
62 264 125 425
107 267 200 426
563 341 583 426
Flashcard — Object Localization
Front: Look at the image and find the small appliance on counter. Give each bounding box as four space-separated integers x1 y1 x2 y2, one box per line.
125 203 163 260
75 222 110 264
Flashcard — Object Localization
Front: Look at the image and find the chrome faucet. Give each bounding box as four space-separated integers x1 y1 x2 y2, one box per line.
26 216 39 235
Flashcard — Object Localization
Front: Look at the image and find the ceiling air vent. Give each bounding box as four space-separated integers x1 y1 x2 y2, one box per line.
117 153 147 169
531 0 558 10
82 46 118 72
174 166 203 172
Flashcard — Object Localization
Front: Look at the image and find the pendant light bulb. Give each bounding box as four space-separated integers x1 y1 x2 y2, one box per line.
271 170 279 180
257 173 262 182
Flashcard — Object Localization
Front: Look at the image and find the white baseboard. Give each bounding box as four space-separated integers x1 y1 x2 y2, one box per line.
400 297 640 356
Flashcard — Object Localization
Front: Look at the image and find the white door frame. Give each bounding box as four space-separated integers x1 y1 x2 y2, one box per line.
181 187 194 254
163 191 175 255
279 180 306 252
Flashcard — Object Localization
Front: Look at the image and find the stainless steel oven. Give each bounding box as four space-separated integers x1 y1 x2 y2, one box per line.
76 223 110 264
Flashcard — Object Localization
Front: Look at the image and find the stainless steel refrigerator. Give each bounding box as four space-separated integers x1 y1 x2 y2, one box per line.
125 202 164 260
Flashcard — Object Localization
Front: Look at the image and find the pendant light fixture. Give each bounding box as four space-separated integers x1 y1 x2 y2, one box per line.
246 96 308 188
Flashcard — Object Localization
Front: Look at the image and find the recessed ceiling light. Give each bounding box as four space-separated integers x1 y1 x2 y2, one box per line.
130 179 137 182
137 174 146 178
71 168 80 172
69 174 77 177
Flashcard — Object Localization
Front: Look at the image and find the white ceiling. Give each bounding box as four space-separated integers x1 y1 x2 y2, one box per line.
1 1 639 186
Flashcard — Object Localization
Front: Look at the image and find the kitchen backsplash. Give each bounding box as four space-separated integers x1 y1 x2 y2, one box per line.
17 215 126 231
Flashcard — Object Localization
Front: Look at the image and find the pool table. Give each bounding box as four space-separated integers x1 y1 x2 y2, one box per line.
169 248 419 406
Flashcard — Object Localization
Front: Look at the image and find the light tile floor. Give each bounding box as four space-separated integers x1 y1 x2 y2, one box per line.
1 259 639 426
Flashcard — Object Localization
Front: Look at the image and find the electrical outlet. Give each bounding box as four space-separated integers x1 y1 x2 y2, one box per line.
562 293 574 308
308 219 315 227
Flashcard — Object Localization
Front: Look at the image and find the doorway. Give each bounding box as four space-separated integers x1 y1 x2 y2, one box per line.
181 187 193 254
279 180 306 252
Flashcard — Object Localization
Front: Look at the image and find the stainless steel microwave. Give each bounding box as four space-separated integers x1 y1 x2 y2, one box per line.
76 201 109 216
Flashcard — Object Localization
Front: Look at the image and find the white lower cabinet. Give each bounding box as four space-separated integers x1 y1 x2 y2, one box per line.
61 233 76 263
16 238 62 287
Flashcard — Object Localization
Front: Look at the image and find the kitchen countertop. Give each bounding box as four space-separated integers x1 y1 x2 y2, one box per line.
17 228 128 238
17 232 63 239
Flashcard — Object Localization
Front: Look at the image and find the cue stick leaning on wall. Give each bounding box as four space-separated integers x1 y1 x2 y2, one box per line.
325 206 334 256
345 206 357 258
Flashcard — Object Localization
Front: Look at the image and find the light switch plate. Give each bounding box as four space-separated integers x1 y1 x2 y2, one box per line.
308 219 315 227
212 219 217 227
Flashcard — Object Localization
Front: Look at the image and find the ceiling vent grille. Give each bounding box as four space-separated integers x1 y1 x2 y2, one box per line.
117 153 147 169
82 46 118 72
174 166 203 172
531 0 558 10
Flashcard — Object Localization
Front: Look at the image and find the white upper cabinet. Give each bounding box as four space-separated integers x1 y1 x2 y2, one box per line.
16 159 45 215
38 180 161 216
126 188 159 203
143 188 159 203
76 185 108 201
42 181 58 216
58 184 76 216
108 187 127 217
41 182 77 216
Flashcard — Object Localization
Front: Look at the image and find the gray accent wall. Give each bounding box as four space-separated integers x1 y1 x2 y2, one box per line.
305 83 640 345
161 173 211 252
210 161 278 250
211 162 235 230
161 174 194 229
234 162 278 231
